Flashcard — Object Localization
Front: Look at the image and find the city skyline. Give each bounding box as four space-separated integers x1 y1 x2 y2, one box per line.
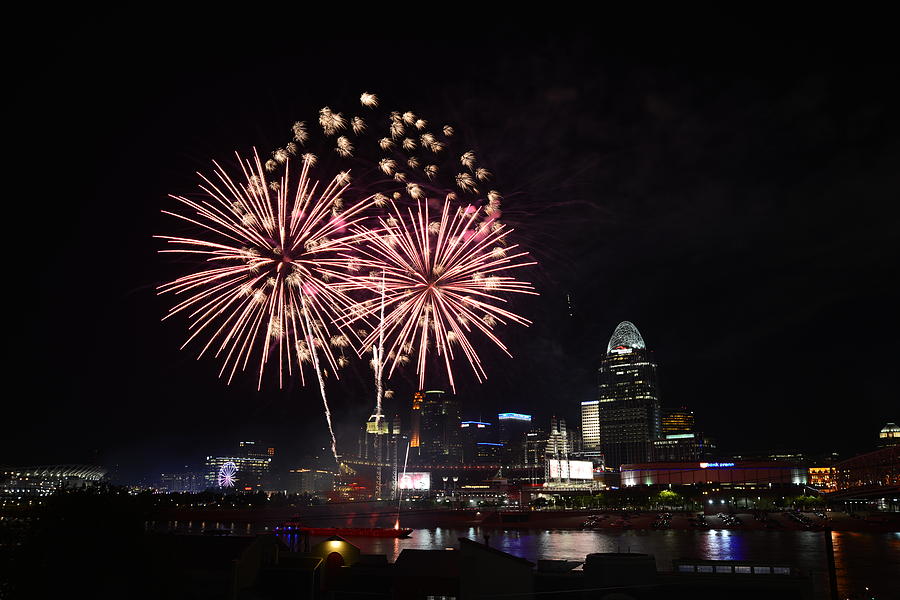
7 29 898 484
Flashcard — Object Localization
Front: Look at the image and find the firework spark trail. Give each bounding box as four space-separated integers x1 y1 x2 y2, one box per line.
158 150 377 464
371 269 388 424
300 290 339 464
337 198 537 392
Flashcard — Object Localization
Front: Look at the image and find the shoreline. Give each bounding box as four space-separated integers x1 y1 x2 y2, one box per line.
140 507 900 534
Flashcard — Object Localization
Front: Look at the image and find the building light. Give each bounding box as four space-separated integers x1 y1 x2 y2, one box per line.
498 413 532 421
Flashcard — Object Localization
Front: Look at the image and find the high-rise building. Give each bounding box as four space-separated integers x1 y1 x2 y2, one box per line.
356 413 404 499
662 407 694 436
546 417 570 462
649 433 716 462
159 469 206 493
238 441 276 459
418 390 462 463
581 400 601 450
525 425 548 484
598 321 662 469
410 391 424 449
545 416 571 484
286 468 334 496
460 421 499 464
205 454 272 491
498 413 533 466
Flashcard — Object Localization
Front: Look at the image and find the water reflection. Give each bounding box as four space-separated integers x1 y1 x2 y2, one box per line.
831 530 900 600
148 520 897 599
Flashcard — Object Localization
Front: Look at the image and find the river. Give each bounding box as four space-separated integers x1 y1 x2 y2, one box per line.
153 520 899 599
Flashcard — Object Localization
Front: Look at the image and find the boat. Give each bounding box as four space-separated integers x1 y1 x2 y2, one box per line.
274 522 413 538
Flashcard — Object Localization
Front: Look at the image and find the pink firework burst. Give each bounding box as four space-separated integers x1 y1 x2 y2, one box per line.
339 199 537 392
157 150 372 389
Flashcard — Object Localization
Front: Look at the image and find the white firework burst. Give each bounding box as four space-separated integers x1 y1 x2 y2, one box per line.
360 92 378 107
335 136 354 157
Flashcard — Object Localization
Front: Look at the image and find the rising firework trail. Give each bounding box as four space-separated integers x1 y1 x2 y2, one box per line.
370 270 387 427
157 150 375 463
339 199 537 392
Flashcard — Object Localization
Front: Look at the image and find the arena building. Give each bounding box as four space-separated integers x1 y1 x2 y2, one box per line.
620 461 807 487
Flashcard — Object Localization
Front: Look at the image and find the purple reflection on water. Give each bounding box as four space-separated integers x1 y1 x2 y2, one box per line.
696 530 747 561
152 521 896 599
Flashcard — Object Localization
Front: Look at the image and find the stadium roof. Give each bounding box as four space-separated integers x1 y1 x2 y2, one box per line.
0 465 107 480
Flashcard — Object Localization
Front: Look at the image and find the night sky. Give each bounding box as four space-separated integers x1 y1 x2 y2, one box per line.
8 23 899 482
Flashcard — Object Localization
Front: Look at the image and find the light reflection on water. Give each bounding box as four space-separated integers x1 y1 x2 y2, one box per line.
297 528 806 569
151 520 897 599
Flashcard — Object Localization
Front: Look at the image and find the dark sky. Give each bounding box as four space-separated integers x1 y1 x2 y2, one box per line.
8 22 899 481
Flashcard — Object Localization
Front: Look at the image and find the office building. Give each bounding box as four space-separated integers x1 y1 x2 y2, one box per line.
524 425 548 484
581 400 601 450
238 441 275 459
418 390 462 463
356 413 404 499
205 447 272 492
460 421 501 464
650 433 716 462
545 416 570 483
498 412 533 466
410 391 424 449
286 468 334 496
598 321 662 468
159 470 206 493
662 407 694 436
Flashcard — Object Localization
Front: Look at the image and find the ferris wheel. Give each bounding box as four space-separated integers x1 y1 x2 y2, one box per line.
217 461 238 488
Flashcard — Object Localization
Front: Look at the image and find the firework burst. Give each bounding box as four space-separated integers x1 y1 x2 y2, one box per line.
338 199 537 392
157 150 376 461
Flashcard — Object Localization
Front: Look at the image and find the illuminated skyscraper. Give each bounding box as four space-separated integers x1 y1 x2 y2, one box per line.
205 454 271 491
357 413 403 498
662 407 694 436
581 400 600 450
418 390 462 463
598 321 661 468
498 412 533 466
238 440 275 458
410 391 424 449
460 421 496 463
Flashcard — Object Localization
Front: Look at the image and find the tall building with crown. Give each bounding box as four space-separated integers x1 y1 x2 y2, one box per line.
355 413 404 499
598 321 661 468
